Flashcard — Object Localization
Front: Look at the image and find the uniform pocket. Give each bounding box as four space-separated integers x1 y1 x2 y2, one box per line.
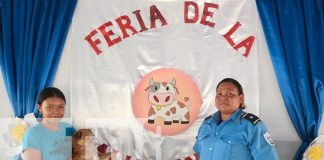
221 135 242 144
221 135 251 160
221 135 249 160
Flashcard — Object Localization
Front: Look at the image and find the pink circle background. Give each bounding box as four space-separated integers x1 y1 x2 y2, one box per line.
132 68 201 136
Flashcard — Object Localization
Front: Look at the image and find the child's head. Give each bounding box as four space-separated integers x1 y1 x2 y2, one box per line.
72 129 98 160
72 129 96 146
37 87 66 105
72 129 114 160
37 87 66 120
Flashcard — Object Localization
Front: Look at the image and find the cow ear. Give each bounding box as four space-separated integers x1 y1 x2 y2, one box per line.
149 77 155 86
170 78 176 86
145 86 152 92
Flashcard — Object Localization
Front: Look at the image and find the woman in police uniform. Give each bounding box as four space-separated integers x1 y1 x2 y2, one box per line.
193 78 279 160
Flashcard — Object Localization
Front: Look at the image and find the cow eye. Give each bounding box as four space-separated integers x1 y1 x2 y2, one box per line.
154 86 158 90
166 86 169 90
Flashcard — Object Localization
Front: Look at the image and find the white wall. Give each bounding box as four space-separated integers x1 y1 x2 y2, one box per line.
1 17 324 160
0 70 12 117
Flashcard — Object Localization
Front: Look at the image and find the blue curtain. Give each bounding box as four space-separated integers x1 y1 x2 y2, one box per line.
256 0 324 159
0 0 77 118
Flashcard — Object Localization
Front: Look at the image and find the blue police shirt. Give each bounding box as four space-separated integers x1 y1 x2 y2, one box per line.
193 109 279 160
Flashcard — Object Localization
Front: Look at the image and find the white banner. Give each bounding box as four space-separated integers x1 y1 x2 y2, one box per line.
71 0 259 159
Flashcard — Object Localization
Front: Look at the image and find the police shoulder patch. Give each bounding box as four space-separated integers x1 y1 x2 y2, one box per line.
242 113 261 125
263 131 275 146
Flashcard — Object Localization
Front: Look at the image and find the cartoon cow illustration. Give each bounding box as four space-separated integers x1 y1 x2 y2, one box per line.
145 78 191 125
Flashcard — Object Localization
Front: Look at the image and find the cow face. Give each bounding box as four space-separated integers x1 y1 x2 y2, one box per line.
145 78 178 106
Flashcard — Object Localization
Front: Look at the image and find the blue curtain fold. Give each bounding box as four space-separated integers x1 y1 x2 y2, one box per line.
256 0 324 159
0 0 77 118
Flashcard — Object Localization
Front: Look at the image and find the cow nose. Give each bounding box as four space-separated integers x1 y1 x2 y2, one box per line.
154 95 159 102
165 96 170 102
